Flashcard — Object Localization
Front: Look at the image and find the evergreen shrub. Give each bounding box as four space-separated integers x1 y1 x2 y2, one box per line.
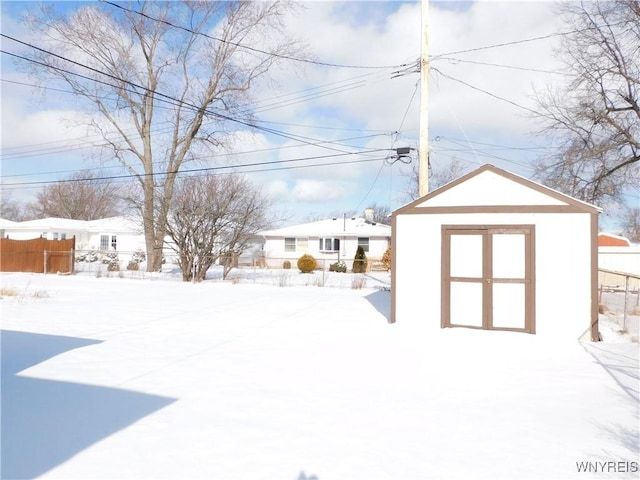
352 246 368 273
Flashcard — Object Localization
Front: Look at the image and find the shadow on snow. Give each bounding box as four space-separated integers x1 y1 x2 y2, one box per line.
364 288 391 323
1 330 176 479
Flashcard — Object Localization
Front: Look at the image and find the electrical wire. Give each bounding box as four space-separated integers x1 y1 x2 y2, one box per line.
100 0 413 70
2 151 392 190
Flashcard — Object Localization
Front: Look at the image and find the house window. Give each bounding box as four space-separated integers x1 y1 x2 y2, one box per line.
319 237 340 252
61 233 66 240
284 237 296 252
285 237 308 252
53 232 59 240
100 235 109 250
42 232 48 239
111 235 117 250
357 237 369 252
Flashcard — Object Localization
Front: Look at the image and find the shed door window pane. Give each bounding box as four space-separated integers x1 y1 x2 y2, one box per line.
285 237 296 252
100 235 109 250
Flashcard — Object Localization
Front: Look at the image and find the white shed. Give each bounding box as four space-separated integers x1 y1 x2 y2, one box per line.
391 164 601 341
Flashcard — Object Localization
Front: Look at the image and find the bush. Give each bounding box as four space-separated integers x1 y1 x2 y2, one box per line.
381 246 391 271
329 261 347 273
282 260 291 269
126 261 139 271
131 249 146 263
297 254 317 273
352 246 368 273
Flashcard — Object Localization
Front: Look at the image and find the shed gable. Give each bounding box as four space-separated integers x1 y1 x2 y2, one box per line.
394 164 600 215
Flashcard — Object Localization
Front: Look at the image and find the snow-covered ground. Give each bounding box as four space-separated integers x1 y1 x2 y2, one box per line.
1 269 638 480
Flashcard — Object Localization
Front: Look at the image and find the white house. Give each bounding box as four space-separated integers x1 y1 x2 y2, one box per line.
260 210 392 270
0 216 148 260
392 164 601 341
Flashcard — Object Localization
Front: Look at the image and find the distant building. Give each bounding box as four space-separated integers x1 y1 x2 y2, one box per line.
598 232 631 247
260 210 391 270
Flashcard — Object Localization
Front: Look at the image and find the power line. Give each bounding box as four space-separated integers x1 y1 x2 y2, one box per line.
0 38 366 156
2 150 392 190
430 31 565 60
1 77 393 156
100 0 413 70
353 78 420 212
2 133 393 180
431 57 567 76
431 66 548 117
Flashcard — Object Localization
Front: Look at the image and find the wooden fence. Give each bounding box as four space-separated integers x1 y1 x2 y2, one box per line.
0 237 76 274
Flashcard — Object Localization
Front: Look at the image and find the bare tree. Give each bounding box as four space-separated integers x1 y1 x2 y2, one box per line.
26 170 123 220
166 173 274 282
404 158 468 201
366 203 391 225
533 0 640 204
619 204 640 243
23 1 301 271
0 190 26 221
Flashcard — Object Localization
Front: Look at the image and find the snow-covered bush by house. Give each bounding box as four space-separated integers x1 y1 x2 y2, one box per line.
329 261 347 273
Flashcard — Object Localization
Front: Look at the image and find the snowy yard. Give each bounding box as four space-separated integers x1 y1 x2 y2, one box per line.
1 269 638 480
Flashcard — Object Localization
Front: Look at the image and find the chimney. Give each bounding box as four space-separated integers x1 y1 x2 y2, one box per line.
364 208 374 223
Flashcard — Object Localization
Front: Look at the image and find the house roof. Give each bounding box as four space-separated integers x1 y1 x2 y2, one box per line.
393 164 602 215
598 232 631 247
5 217 90 230
0 216 143 234
87 216 143 233
0 218 19 228
262 217 392 238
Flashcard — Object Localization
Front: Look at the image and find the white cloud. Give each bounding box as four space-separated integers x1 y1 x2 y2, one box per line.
1 1 573 223
291 179 351 202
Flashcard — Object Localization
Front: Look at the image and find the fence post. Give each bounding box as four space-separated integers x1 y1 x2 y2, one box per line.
623 275 630 330
44 250 47 274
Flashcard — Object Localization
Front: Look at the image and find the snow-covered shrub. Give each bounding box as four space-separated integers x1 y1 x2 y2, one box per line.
329 261 347 273
126 261 139 271
282 260 291 269
85 252 99 263
131 249 146 263
102 251 119 271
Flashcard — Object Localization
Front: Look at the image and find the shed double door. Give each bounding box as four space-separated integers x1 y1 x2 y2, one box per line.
442 225 535 333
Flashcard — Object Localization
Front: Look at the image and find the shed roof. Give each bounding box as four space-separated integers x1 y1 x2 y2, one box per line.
393 164 601 215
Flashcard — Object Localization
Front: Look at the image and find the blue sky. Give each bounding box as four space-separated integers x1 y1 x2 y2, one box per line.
1 1 625 229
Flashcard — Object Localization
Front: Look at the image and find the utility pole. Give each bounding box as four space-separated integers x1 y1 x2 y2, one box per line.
418 0 429 197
